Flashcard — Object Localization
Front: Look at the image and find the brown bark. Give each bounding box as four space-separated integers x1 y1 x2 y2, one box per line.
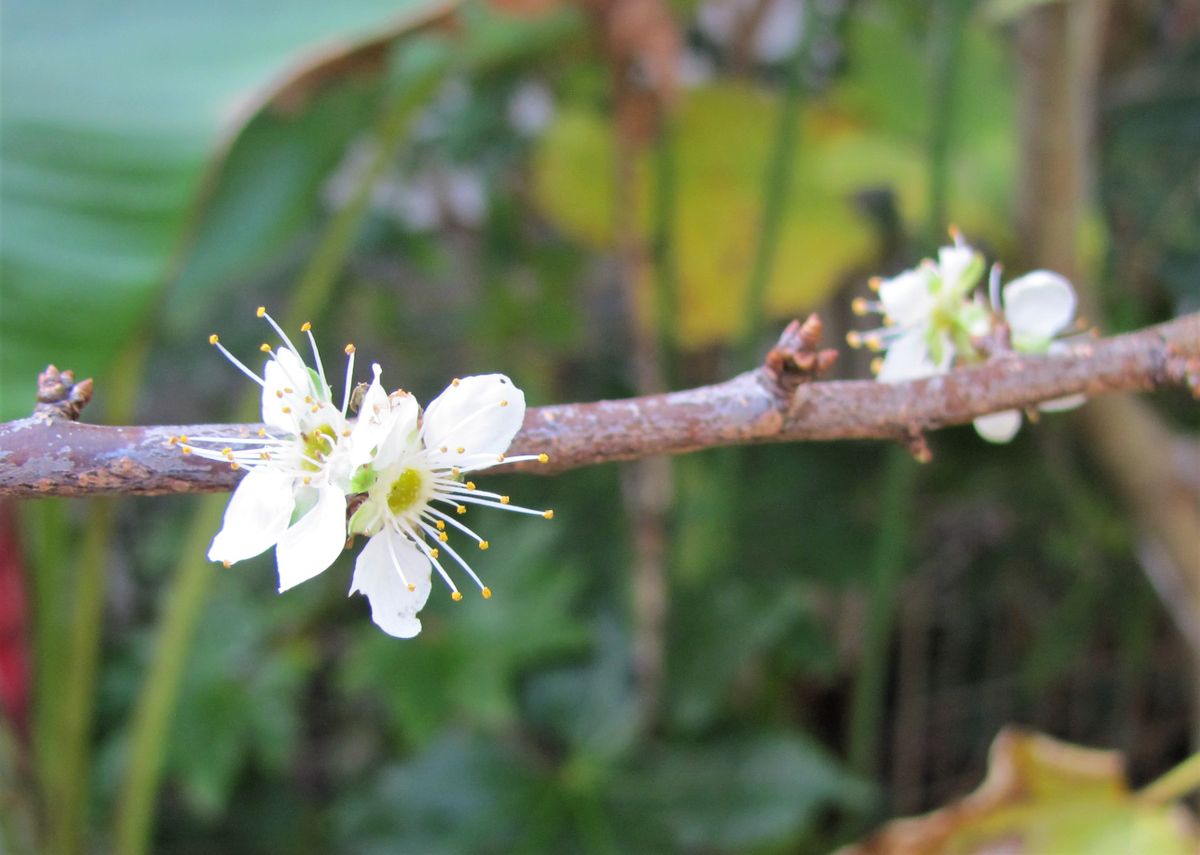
1 313 1196 498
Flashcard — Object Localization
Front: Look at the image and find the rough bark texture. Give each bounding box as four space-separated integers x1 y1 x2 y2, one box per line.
1 313 1196 498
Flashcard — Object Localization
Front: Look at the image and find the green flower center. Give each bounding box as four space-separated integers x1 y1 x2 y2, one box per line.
300 424 337 472
387 468 425 515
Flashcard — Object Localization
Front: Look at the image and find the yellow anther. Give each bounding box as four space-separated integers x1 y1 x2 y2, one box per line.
451 591 463 602
440 446 448 454
451 467 461 477
344 344 355 355
181 446 192 454
482 587 492 599
258 428 267 437
301 321 312 332
284 387 293 393
260 452 270 460
208 334 220 345
230 462 240 470
303 476 312 485
430 549 440 559
846 330 863 348
311 405 320 413
281 406 291 414
870 357 884 375
868 276 882 293
222 560 231 568
451 378 460 387
260 343 272 353
851 297 869 316
168 436 178 445
865 335 884 352
479 541 489 551
500 400 508 407
304 395 313 404
456 447 465 454
342 429 351 437
276 390 284 398
222 447 233 457
466 482 476 490
543 510 554 520
537 453 549 464
456 505 467 515
948 223 962 241
407 583 416 592
178 435 189 443
256 306 266 317
439 532 448 542
436 520 446 531
500 496 510 505
496 454 505 463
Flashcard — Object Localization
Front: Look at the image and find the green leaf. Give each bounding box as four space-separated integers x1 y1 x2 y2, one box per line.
0 0 455 419
616 733 873 850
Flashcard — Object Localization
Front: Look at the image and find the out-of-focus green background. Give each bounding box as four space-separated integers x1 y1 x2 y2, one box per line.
2 0 1198 852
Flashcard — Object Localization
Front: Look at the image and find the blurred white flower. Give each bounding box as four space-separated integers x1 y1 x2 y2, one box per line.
697 0 806 63
974 270 1085 443
849 232 990 382
180 308 372 591
346 373 552 638
508 79 555 136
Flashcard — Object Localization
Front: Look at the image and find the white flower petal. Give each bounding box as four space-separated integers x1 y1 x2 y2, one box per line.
261 349 310 433
877 330 943 383
207 468 296 565
938 244 978 297
1003 271 1076 350
1038 393 1087 413
349 364 395 467
372 393 420 471
878 269 934 326
974 410 1023 443
275 484 347 592
350 529 433 638
421 374 525 460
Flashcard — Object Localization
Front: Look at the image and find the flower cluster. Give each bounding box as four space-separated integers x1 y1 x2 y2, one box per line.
849 230 1086 442
175 308 551 638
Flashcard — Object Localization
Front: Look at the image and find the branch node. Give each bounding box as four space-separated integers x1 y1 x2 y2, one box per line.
900 429 933 464
34 365 93 422
1164 345 1200 398
763 314 839 398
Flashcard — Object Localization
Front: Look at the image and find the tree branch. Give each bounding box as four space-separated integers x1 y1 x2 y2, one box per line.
2 313 1197 498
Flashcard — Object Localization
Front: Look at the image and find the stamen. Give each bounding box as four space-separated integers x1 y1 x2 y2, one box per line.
209 339 266 387
482 587 492 599
416 521 488 594
452 591 463 601
538 454 549 464
478 541 489 550
303 324 328 392
851 297 870 316
257 308 305 365
341 347 356 416
381 529 413 590
500 496 510 505
543 510 554 520
846 330 863 348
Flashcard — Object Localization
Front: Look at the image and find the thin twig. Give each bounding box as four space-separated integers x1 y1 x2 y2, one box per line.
1 312 1196 498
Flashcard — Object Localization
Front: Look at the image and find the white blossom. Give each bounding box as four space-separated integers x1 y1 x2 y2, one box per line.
974 270 1085 443
178 308 371 592
346 372 552 638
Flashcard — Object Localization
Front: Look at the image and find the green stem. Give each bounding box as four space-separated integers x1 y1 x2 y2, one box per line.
1138 752 1200 805
735 14 808 368
651 120 680 389
112 42 449 855
50 331 151 855
21 499 67 844
846 447 919 778
926 0 968 245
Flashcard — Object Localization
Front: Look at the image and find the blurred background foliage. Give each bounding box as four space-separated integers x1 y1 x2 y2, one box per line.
1 0 1199 852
